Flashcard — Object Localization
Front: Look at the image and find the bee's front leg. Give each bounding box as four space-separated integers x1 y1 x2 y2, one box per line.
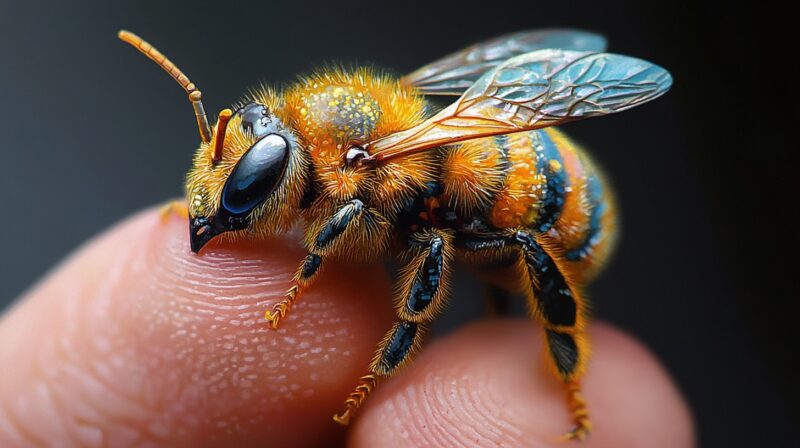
264 253 322 329
334 229 454 425
158 199 189 221
266 199 364 329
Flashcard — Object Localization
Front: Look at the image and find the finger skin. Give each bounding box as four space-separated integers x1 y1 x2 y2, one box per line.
350 321 695 448
0 208 394 447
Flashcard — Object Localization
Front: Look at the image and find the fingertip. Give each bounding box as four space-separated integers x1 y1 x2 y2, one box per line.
585 324 695 447
0 206 394 446
350 320 694 448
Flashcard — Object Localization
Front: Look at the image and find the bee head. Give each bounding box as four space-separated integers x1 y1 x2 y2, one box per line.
116 31 309 253
186 99 309 253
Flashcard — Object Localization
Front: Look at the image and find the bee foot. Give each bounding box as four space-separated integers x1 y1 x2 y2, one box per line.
562 423 591 441
264 285 301 329
332 408 352 426
333 374 378 426
562 380 592 441
264 308 284 329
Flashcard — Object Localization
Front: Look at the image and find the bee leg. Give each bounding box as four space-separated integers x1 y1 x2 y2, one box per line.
264 253 322 329
333 229 453 425
483 284 510 316
313 199 365 250
268 200 367 330
512 230 592 440
158 199 189 221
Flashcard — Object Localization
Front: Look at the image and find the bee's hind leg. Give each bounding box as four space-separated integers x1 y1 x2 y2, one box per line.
158 199 189 221
512 229 592 440
334 229 454 425
460 230 592 440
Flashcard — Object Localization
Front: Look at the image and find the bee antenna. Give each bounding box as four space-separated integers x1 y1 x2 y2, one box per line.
212 109 233 163
117 30 212 144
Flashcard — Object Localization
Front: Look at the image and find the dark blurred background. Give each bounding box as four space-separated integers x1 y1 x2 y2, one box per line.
1 0 796 446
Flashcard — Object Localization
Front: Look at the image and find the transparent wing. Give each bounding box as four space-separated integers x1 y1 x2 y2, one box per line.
369 50 672 163
404 29 607 95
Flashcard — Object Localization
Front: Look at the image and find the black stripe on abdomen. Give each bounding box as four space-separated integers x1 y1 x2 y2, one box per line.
532 131 568 233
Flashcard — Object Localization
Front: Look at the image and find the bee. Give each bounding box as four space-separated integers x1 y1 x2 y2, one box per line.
118 28 672 439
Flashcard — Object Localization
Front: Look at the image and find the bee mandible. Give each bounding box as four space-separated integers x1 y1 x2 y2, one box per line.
118 28 672 440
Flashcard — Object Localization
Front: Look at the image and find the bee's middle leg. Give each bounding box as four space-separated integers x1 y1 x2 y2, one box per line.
333 228 454 425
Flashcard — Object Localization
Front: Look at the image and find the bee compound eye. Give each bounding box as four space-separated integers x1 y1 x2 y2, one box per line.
237 102 272 138
221 134 290 217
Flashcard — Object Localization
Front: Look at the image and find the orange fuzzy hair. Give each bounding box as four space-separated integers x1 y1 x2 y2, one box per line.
280 67 433 214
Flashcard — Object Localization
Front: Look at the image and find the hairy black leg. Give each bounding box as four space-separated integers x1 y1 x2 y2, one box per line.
458 230 591 439
266 200 367 330
513 231 579 329
515 230 591 439
396 230 452 322
314 199 364 250
457 230 580 328
333 229 453 425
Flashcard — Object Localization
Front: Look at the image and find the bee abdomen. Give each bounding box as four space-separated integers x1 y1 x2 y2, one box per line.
546 130 618 279
487 130 569 230
531 130 568 233
565 174 606 262
479 129 617 277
